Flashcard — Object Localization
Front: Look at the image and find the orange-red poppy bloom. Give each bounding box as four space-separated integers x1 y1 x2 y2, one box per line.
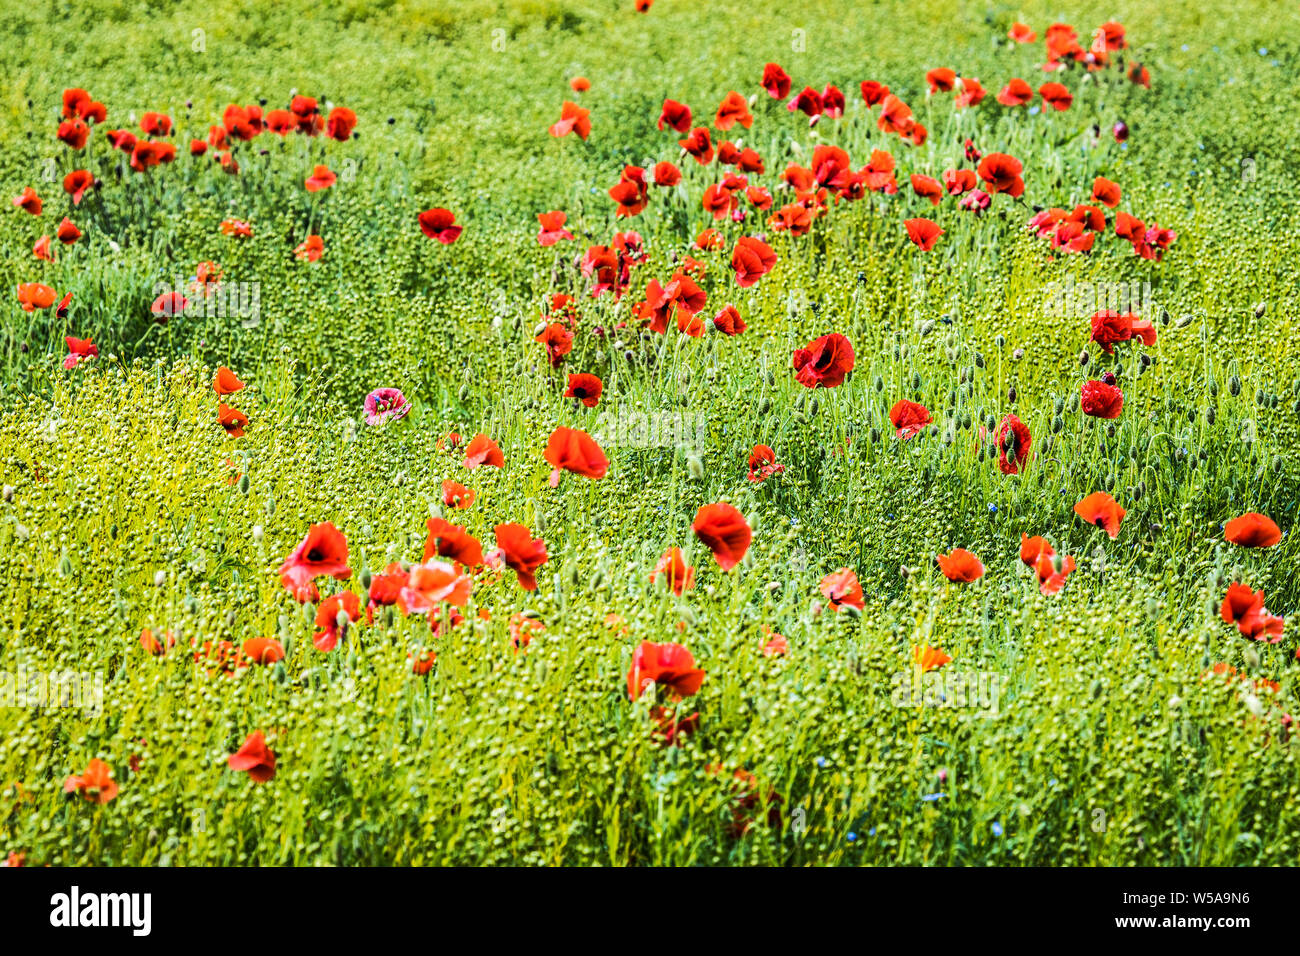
537 210 575 246
63 336 97 369
398 561 472 614
242 637 285 665
441 479 475 509
63 169 95 205
977 152 1024 197
627 641 705 701
1074 491 1126 538
545 427 609 485
889 399 932 439
1081 380 1123 419
1224 513 1281 548
564 372 603 407
326 106 357 141
63 758 118 803
418 207 462 244
228 732 276 783
731 236 776 286
1036 552 1076 595
493 523 549 590
304 165 336 192
295 235 324 261
1039 82 1073 111
463 433 504 469
1019 534 1055 566
423 517 484 569
997 78 1034 106
218 403 248 438
910 174 943 205
792 333 854 388
1008 21 1036 43
937 549 985 582
761 63 792 99
650 547 695 595
213 366 245 395
570 76 591 92
820 568 864 611
995 414 1032 475
714 91 752 130
1221 582 1265 624
549 100 591 140
914 644 953 672
904 217 943 251
12 186 42 215
279 522 351 598
690 503 750 570
17 283 57 311
1091 177 1121 208
747 444 784 483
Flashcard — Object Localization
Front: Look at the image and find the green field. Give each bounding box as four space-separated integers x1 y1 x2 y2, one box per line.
1 0 1299 866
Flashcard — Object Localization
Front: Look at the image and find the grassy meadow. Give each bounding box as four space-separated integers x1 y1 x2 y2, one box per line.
1 0 1299 865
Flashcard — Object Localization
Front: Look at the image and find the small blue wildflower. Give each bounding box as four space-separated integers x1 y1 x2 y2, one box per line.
988 503 997 514
920 792 946 802
846 831 858 842
1028 106 1041 116
992 821 1004 837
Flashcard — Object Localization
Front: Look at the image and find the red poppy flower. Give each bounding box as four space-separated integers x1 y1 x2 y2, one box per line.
1008 21 1037 43
62 88 92 118
312 591 362 651
926 67 957 93
213 366 245 395
304 165 336 192
679 126 714 164
63 758 119 803
1081 380 1123 419
17 283 57 311
995 413 1032 474
943 168 977 195
609 172 649 218
242 637 285 665
692 502 751 570
650 547 695 595
627 641 705 701
52 219 80 247
1036 552 1076 595
820 568 864 612
877 94 914 134
34 235 54 261
570 76 591 92
731 236 776 286
657 98 692 133
228 732 276 783
423 517 484 569
418 207 462 244
295 235 324 261
1075 491 1126 538
910 175 943 206
1221 582 1265 624
57 118 89 149
1239 607 1285 643
792 332 854 388
1038 82 1073 111
715 91 752 130
440 479 475 510
130 140 177 171
537 210 574 246
786 86 823 117
493 523 548 590
63 169 95 205
151 291 189 320
1224 513 1281 548
649 706 699 745
463 433 504 469
860 80 890 106
904 217 943 251
652 161 682 187
544 426 609 486
996 78 1034 106
937 548 984 582
140 627 176 655
889 399 933 439
761 62 792 99
266 109 297 135
217 403 247 438
12 187 42 215
220 218 253 238
549 100 591 140
914 645 953 673
1020 534 1055 566
63 336 98 369
535 322 574 366
1091 177 1121 208
326 106 357 141
745 444 784 483
976 153 1024 197
564 372 603 407
279 522 351 598
821 84 846 117
711 304 747 335
762 630 788 657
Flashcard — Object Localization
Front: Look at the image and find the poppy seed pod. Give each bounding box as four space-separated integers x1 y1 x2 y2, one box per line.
994 334 1006 349
974 352 985 369
1078 350 1090 367
1008 386 1017 403
1228 375 1241 396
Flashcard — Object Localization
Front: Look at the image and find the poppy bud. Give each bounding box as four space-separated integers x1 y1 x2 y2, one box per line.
238 474 250 494
994 334 1005 349
1051 415 1063 434
873 375 884 392
1 484 12 502
1090 679 1103 699
109 523 118 540
15 523 28 540
869 427 881 443
687 455 704 480
1008 386 1017 403
153 570 166 587
252 524 263 543
458 384 470 402
1133 482 1144 501
1253 302 1267 318
1228 375 1241 396
809 398 819 416
1078 350 1089 367
1112 120 1128 142
58 554 72 577
302 601 316 623
974 352 985 369
273 661 289 684
919 319 935 337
